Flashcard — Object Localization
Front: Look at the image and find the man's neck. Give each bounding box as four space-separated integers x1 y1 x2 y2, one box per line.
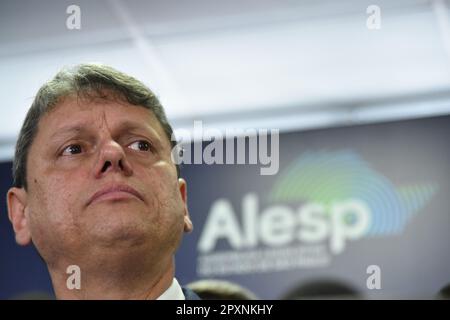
49 255 175 299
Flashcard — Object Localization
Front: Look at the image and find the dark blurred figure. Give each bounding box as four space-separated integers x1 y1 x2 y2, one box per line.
186 279 258 300
281 278 363 300
436 283 450 300
11 291 54 300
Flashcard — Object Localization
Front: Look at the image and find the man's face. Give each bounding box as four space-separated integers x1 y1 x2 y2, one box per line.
9 94 192 267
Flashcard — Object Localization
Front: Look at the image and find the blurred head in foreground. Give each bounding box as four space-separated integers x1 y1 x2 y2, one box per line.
436 283 450 300
187 279 258 300
281 278 362 300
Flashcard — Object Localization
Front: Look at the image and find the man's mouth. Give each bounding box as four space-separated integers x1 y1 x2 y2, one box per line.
87 184 144 206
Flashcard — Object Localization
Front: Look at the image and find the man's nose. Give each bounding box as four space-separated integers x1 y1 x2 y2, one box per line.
94 140 133 178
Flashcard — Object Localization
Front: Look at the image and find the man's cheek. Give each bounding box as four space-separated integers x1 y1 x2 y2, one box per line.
27 207 56 253
31 186 74 227
151 159 177 180
143 168 176 196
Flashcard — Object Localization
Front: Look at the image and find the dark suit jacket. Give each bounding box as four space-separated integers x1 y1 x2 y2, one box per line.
182 287 201 300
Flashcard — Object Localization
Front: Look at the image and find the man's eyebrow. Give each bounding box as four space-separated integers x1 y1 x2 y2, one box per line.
116 120 166 148
115 120 163 139
49 121 164 145
115 120 154 134
49 124 88 141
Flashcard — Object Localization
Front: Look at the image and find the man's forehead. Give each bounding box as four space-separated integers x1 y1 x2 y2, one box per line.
42 96 165 137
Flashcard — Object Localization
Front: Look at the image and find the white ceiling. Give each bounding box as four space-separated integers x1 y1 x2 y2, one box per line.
1 0 450 158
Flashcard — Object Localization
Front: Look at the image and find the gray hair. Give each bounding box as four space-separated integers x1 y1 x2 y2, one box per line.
13 63 179 189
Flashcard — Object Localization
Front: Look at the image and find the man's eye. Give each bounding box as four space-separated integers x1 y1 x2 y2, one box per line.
128 140 152 152
62 144 82 155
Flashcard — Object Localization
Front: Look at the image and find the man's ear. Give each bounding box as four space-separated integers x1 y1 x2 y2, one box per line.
178 178 193 233
7 187 32 246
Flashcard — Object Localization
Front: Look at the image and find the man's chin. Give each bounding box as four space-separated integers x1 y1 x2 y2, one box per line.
85 200 150 218
91 229 150 250
87 197 146 209
87 215 152 248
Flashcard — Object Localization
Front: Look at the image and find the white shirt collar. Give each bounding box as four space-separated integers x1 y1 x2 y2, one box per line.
157 278 185 300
